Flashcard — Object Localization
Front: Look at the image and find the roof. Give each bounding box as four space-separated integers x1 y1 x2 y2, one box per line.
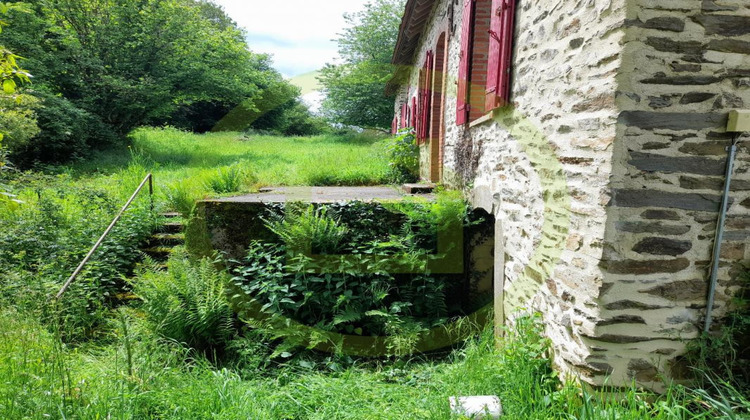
392 0 436 66
387 0 436 94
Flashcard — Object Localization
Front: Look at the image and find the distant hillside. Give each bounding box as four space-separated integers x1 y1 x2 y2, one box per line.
290 70 322 95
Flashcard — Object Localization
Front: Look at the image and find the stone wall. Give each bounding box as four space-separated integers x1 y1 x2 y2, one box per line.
594 0 750 388
394 0 629 385
393 0 750 389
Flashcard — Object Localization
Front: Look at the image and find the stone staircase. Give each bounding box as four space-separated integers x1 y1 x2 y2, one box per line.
142 212 185 267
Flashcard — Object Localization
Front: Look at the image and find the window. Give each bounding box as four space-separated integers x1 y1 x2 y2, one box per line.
456 0 516 125
416 51 434 144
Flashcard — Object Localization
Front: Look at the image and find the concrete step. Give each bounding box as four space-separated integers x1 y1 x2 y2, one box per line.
402 183 436 194
159 222 185 234
142 246 175 261
148 233 185 246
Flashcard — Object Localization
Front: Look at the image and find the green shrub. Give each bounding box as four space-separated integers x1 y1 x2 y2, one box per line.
0 93 39 152
0 167 156 341
164 181 205 216
204 165 256 194
685 266 750 391
385 130 419 184
134 251 235 355
265 205 349 254
14 91 119 167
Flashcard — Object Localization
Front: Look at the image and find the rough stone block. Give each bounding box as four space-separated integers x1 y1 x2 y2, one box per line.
632 237 692 256
629 152 726 175
611 190 728 212
693 15 750 36
641 210 681 220
603 258 690 274
615 221 691 235
641 279 707 301
642 17 685 32
619 111 726 130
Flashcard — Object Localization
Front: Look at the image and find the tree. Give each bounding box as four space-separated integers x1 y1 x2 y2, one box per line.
1 0 312 164
0 2 37 162
318 0 405 131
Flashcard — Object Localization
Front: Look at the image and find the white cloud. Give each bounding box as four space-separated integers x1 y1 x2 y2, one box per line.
212 0 370 76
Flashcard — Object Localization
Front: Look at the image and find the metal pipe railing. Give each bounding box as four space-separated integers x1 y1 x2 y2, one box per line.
55 173 153 300
704 134 741 332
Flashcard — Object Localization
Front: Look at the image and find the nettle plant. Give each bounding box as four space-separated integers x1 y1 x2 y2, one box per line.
230 193 473 339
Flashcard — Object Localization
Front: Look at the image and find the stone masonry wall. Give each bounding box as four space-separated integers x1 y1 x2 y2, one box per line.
595 0 750 389
395 0 629 385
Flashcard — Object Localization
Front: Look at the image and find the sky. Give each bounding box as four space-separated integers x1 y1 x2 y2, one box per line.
212 0 371 78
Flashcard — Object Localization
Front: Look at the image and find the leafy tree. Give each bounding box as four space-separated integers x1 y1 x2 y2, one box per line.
1 0 314 164
318 0 405 131
0 2 37 164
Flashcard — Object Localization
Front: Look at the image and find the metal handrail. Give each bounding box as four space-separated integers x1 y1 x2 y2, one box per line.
55 173 153 300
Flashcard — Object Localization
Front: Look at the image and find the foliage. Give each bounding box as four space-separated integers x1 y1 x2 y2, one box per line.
204 164 256 194
164 180 204 216
251 98 330 137
1 0 308 163
2 306 748 419
13 91 118 165
107 127 390 188
685 266 750 391
318 0 406 130
230 194 473 339
0 91 39 152
385 129 420 183
265 205 350 254
0 1 36 169
0 168 156 341
0 2 32 93
134 251 235 355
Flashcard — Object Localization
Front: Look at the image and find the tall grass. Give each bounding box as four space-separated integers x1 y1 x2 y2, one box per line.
73 127 391 214
1 304 747 419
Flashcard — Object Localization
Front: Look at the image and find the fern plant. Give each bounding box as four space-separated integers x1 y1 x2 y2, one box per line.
265 205 349 254
134 250 234 355
204 165 255 194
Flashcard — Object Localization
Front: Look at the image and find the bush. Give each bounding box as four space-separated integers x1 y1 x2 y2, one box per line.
0 170 156 341
134 252 235 355
0 93 39 152
385 130 419 184
204 165 256 194
265 205 349 254
164 181 205 216
230 195 473 340
13 91 119 166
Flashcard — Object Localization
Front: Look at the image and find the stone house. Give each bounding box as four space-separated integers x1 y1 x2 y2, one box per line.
389 0 750 389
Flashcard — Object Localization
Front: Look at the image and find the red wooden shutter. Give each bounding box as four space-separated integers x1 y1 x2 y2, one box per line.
486 0 515 111
422 51 434 141
416 51 434 143
497 0 515 107
410 97 417 128
400 104 408 129
417 68 425 137
392 115 398 134
456 0 475 126
485 0 503 111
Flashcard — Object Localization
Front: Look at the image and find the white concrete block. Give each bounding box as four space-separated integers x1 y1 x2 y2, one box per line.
449 396 502 419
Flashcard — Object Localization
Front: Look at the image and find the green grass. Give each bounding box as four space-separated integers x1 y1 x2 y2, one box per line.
74 127 390 214
1 306 746 419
